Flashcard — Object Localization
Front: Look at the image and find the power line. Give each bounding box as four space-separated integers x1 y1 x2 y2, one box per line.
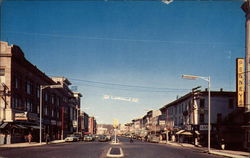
3 31 243 48
69 77 190 92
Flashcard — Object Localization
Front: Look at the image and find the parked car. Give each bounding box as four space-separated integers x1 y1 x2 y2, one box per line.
84 135 94 142
73 133 83 141
65 134 79 142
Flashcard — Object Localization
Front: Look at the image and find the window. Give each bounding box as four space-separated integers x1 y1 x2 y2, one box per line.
56 97 60 106
52 109 54 117
217 113 222 123
45 93 48 102
26 99 32 112
51 95 55 104
36 86 40 99
199 114 205 123
45 106 48 116
228 99 234 109
25 80 33 94
14 77 19 89
0 69 5 76
200 99 205 108
37 105 40 114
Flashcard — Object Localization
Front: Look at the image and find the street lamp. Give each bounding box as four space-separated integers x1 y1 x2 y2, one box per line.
39 84 63 144
182 74 211 153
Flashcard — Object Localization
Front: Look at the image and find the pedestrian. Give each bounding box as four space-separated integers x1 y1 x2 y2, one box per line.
28 133 32 144
46 133 50 144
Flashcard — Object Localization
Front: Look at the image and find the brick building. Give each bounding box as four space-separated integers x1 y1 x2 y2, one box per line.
0 41 82 144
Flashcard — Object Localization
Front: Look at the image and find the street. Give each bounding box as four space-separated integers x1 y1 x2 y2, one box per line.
0 137 222 158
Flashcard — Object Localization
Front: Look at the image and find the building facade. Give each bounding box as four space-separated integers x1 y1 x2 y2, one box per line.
160 90 236 147
0 41 82 144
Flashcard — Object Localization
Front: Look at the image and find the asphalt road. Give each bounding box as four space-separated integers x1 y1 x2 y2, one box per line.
0 137 223 158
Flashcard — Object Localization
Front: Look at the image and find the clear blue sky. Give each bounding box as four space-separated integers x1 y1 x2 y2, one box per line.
0 0 245 124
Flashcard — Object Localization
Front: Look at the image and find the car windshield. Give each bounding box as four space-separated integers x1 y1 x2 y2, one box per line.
0 1 248 158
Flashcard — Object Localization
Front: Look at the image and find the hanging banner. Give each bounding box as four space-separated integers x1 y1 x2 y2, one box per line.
236 58 245 107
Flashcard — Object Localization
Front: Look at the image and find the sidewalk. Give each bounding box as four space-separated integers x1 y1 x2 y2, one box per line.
166 141 250 158
0 140 65 148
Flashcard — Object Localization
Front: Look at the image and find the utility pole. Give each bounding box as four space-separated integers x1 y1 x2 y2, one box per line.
192 86 201 146
241 0 250 151
242 0 250 113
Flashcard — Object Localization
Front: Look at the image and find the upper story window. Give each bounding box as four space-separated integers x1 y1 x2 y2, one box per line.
56 97 60 106
14 77 19 89
52 109 54 117
51 95 55 104
200 99 205 108
45 93 48 102
228 99 234 109
36 86 40 99
25 80 33 95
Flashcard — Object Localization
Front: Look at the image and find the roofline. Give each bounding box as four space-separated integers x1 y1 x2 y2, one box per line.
160 91 236 111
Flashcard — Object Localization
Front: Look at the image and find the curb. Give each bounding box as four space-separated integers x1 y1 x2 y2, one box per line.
209 151 249 158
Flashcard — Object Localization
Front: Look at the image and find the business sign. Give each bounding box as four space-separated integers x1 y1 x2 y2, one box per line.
236 58 245 107
15 112 28 120
15 112 38 121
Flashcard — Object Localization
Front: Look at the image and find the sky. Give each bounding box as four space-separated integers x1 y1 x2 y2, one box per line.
0 0 246 124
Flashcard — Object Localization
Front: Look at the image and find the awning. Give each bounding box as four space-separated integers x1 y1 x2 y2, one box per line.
195 131 200 135
13 124 27 129
0 123 8 129
29 125 41 129
176 130 185 135
180 131 193 136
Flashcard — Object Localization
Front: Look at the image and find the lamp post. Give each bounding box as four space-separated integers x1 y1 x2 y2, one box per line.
76 107 80 133
39 84 63 144
182 74 211 153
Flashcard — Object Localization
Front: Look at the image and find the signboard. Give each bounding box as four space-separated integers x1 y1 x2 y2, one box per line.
200 125 208 131
15 112 28 120
236 58 245 107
